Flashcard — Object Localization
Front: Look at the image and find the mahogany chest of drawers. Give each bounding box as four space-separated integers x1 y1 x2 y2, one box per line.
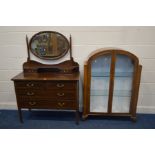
12 72 80 124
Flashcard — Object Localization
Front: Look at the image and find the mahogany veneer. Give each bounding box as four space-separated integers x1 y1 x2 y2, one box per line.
12 72 79 124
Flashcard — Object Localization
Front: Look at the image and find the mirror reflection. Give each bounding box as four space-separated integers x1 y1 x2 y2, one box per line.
30 31 69 60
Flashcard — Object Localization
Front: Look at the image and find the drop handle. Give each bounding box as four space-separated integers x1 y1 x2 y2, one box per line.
26 83 34 87
58 102 65 107
27 92 34 96
56 83 64 88
57 93 65 96
28 102 36 105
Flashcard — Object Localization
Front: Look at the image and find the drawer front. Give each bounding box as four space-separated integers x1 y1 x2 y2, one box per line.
16 89 44 96
14 80 78 110
15 81 77 90
17 99 77 110
16 90 77 100
15 81 45 89
47 90 77 100
46 81 77 90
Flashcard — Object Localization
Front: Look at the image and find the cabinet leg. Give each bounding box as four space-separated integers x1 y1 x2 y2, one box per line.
75 111 79 125
28 108 31 112
82 114 88 121
18 108 23 123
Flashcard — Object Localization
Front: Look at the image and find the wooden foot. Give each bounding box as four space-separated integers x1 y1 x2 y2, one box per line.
28 108 31 112
131 116 137 122
82 114 88 121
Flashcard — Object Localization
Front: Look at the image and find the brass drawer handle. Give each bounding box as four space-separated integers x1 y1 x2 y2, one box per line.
56 83 64 88
63 69 69 73
57 93 64 96
58 102 65 107
28 101 36 105
26 83 34 87
27 92 34 96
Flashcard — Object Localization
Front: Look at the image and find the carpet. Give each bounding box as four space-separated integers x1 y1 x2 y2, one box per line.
0 110 155 129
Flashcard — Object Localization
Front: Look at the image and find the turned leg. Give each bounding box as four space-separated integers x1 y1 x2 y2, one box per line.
75 110 79 125
18 108 23 123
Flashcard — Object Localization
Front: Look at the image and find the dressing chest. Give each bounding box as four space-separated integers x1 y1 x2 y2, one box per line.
12 31 80 124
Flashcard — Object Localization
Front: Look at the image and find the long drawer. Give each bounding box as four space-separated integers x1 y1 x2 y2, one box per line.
17 99 77 110
15 81 77 90
16 89 77 100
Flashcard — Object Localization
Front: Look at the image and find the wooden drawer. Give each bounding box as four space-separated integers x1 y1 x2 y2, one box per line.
15 81 45 89
45 81 77 90
17 99 77 110
16 89 77 100
15 81 77 90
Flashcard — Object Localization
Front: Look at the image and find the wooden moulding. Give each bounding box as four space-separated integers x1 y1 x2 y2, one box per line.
23 60 79 74
82 63 89 120
28 31 70 60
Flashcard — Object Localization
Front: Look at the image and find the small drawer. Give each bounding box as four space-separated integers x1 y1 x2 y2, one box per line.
15 81 44 89
47 90 77 100
52 100 77 109
46 81 77 90
16 89 43 96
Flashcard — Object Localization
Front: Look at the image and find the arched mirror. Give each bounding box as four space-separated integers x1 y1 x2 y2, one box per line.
29 31 70 60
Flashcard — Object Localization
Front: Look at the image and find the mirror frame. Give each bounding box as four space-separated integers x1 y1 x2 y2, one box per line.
29 31 70 60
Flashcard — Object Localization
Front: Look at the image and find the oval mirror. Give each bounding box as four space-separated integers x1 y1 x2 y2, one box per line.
29 31 70 60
